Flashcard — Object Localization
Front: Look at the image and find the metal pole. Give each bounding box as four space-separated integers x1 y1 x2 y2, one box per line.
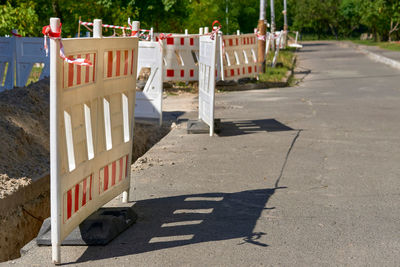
258 0 267 73
50 17 61 264
283 0 288 46
270 0 275 34
226 0 229 35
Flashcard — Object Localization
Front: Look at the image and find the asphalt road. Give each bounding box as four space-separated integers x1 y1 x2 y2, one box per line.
9 41 400 266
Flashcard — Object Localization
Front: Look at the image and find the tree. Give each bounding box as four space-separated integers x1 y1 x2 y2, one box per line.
0 1 39 36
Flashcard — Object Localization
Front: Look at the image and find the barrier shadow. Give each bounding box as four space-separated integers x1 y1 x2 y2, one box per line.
218 119 294 137
71 187 285 264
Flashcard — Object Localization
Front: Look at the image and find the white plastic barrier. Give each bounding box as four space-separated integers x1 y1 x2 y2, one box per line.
272 31 284 67
0 36 49 91
221 33 258 81
0 37 14 90
157 34 200 81
15 37 50 87
136 41 163 125
49 18 138 263
288 31 303 48
198 34 218 136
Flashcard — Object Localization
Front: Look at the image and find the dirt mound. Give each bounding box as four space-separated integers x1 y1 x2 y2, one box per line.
0 79 50 199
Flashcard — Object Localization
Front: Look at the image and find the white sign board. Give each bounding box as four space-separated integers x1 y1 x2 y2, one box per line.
198 34 217 136
50 20 138 263
136 41 163 125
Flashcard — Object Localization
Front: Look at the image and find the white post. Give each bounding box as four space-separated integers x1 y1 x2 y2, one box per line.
185 29 188 35
204 27 209 34
199 27 204 35
50 17 61 265
131 21 140 37
93 19 102 38
150 27 154 41
237 30 240 35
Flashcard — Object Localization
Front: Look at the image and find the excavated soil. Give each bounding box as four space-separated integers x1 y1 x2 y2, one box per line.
0 79 170 262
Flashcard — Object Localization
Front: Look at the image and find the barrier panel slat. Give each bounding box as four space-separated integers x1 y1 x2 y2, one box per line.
50 17 138 263
198 34 217 136
136 41 163 125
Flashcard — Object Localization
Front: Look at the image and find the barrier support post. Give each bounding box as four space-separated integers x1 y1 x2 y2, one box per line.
123 20 139 203
199 27 204 35
204 27 209 34
93 19 102 38
131 21 140 38
50 17 61 264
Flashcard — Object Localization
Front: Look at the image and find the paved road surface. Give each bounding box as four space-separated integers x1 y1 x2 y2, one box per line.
10 42 400 266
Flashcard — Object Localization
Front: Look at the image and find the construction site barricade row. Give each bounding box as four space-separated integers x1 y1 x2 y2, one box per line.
49 17 138 263
221 33 258 81
0 36 49 91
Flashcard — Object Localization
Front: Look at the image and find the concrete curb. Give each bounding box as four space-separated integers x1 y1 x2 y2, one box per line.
339 41 400 71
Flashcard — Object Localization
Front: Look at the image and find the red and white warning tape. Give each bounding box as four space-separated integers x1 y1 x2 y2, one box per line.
10 29 22 37
254 29 266 41
79 20 150 38
42 24 93 66
209 20 221 40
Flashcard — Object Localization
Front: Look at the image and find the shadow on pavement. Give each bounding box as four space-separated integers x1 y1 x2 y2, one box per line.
218 119 294 137
71 187 286 264
302 42 333 47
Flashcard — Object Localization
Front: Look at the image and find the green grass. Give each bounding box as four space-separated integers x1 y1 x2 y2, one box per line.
351 40 400 51
258 47 296 83
26 65 44 86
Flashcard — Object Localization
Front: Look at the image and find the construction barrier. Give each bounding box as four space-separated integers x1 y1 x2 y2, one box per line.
48 18 138 263
221 33 258 81
158 34 200 82
15 37 50 87
198 33 218 136
0 36 49 90
288 31 303 48
272 31 284 67
136 41 163 125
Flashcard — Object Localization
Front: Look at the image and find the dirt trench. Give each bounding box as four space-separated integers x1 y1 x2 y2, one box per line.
0 79 170 262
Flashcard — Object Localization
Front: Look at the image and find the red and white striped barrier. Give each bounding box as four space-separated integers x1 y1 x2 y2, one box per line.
136 41 164 125
49 18 138 264
221 33 258 80
156 33 200 81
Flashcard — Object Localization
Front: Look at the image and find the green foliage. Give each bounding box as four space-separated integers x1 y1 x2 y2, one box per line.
1 0 400 42
0 1 38 36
